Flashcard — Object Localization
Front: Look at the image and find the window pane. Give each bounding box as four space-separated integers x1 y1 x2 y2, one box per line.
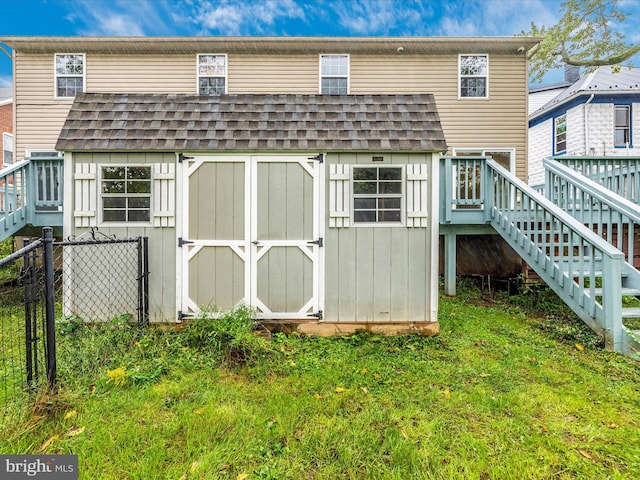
378 198 401 209
321 55 348 76
353 182 377 194
126 181 151 194
128 197 151 208
460 55 487 76
378 210 401 222
128 210 150 222
56 54 84 75
57 77 83 97
127 167 151 179
460 78 486 97
615 106 629 127
102 167 124 179
102 181 125 194
103 197 126 208
354 210 376 222
198 55 226 76
354 198 376 209
321 78 347 95
199 77 226 95
380 182 402 194
103 210 126 222
353 168 377 180
615 129 630 146
379 168 402 180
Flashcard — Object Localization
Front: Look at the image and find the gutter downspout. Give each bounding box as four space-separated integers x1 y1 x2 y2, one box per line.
585 94 594 155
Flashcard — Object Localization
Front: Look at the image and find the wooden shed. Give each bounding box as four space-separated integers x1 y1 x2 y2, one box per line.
56 92 447 334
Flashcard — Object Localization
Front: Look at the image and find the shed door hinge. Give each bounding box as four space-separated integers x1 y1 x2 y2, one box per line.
307 310 323 320
178 237 194 247
178 153 195 163
308 153 324 163
177 310 194 322
307 237 323 247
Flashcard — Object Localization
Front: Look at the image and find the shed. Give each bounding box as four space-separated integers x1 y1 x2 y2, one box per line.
56 92 447 334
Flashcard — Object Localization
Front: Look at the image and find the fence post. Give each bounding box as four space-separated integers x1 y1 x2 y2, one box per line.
42 227 56 387
143 236 149 326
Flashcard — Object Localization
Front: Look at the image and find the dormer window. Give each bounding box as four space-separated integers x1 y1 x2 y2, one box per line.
320 55 349 94
55 54 84 98
198 54 227 94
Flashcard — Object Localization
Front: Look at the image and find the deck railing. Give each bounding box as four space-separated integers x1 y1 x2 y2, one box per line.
552 156 640 204
544 157 640 267
0 157 64 238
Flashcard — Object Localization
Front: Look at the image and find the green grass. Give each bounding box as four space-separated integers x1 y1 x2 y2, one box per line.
1 285 640 479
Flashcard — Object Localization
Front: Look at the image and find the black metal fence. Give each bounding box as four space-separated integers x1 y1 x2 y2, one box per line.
1 227 148 413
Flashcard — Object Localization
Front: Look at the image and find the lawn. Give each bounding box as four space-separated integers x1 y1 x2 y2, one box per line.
1 285 639 479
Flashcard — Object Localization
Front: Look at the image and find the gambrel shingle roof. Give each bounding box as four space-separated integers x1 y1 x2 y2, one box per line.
55 93 448 153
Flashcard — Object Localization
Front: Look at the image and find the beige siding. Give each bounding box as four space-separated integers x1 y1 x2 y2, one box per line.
15 49 529 178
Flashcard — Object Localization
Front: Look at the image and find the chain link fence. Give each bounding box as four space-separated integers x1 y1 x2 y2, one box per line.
1 228 148 414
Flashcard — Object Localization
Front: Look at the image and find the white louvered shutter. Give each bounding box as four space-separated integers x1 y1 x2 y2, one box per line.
329 164 350 228
74 163 97 227
153 163 176 227
406 164 429 227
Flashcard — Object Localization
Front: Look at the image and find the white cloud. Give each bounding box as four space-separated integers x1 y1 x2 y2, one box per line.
0 75 12 88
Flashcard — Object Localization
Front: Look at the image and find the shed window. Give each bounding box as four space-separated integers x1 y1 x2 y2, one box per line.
101 166 151 223
55 53 84 98
614 105 631 147
459 55 488 98
352 166 403 223
554 114 567 154
2 132 13 165
320 55 349 94
198 54 227 94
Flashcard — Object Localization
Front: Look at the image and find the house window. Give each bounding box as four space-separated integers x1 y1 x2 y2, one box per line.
101 166 151 223
352 166 403 223
2 133 13 165
198 54 227 94
55 54 84 98
615 105 631 147
554 114 567 154
320 55 349 94
459 55 488 98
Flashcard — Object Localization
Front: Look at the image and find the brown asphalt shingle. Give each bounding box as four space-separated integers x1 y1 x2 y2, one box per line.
56 93 448 153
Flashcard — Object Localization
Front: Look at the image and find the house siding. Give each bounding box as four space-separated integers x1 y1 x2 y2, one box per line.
14 49 530 180
528 119 552 185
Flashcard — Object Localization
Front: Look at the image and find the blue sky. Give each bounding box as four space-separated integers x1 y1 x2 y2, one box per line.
1 0 639 89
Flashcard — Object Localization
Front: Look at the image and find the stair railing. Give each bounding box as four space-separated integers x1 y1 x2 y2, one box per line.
485 159 626 351
543 157 640 267
0 160 29 237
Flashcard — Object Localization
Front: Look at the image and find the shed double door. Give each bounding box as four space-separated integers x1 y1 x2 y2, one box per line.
180 154 323 320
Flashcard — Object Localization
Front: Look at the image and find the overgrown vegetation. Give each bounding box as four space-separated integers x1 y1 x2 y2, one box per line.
1 284 639 479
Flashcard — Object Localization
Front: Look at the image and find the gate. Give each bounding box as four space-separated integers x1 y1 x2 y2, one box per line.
0 228 148 412
179 154 324 320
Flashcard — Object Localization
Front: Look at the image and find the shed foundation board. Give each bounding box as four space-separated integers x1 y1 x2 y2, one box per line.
265 321 439 337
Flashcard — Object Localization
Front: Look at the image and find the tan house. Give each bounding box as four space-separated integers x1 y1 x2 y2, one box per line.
0 36 538 332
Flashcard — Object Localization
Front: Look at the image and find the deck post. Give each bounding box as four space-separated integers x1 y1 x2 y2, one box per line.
602 253 624 352
444 233 456 295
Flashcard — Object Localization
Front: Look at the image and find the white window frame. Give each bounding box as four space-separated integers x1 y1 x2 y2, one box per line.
554 114 567 154
614 104 631 148
319 54 349 95
458 54 489 99
100 164 152 225
2 132 13 166
197 54 227 95
351 165 405 226
54 53 85 99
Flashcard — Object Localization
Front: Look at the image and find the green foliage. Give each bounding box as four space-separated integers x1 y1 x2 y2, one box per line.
522 0 640 82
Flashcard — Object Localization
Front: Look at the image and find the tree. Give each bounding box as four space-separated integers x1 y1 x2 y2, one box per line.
524 0 640 82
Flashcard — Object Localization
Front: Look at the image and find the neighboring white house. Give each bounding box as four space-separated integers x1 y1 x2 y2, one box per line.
528 66 640 185
0 87 12 167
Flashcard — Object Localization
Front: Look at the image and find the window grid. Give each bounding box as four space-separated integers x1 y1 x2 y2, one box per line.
198 54 227 94
459 55 488 98
614 105 631 147
101 166 151 223
55 54 84 98
320 55 349 94
352 166 403 223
